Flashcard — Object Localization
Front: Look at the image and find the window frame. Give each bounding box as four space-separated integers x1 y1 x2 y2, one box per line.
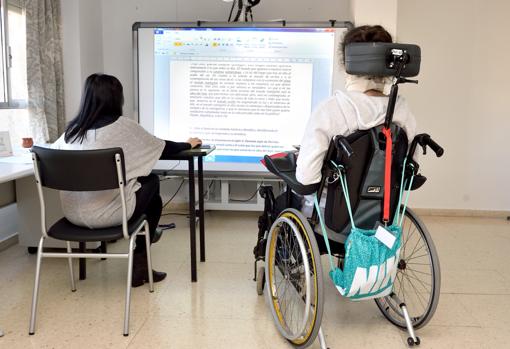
0 0 27 109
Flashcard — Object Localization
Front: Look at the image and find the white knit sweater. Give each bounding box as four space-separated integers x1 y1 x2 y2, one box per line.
52 117 164 228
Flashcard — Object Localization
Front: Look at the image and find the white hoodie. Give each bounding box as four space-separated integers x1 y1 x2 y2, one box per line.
296 90 417 185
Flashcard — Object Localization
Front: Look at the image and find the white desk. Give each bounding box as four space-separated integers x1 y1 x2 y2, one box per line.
0 162 33 182
0 156 99 252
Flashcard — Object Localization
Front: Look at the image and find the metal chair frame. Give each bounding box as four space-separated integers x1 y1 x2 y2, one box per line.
28 150 154 336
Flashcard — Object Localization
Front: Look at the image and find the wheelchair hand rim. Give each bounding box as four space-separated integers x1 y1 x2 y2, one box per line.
266 215 312 341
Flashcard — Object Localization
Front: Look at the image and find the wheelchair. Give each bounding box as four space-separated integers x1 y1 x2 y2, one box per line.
252 43 443 348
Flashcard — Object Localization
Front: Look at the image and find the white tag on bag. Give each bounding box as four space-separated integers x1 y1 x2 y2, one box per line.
375 226 396 249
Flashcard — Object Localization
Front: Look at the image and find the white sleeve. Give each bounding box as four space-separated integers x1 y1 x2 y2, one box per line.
296 100 350 185
116 117 165 180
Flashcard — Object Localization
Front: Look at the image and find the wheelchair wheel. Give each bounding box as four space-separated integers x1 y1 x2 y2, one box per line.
265 209 324 348
256 266 265 296
375 207 440 330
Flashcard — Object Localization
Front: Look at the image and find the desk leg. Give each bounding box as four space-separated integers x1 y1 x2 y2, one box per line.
188 159 197 282
79 242 86 280
198 156 206 262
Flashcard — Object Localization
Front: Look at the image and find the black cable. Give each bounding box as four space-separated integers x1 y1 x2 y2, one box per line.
160 179 214 216
162 180 185 210
203 180 214 197
227 0 236 21
233 0 243 22
229 184 261 202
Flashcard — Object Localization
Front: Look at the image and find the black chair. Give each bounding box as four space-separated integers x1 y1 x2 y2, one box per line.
29 146 154 336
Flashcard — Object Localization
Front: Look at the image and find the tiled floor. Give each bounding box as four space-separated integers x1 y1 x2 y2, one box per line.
0 211 509 348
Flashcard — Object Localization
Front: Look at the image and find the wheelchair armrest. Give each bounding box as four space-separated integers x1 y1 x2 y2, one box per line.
263 153 319 196
407 173 427 191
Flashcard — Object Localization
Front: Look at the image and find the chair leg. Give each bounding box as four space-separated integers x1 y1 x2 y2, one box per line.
144 222 154 292
66 242 76 292
100 241 107 260
29 237 45 335
123 235 136 336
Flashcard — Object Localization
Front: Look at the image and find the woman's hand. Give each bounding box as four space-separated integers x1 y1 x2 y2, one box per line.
187 137 202 149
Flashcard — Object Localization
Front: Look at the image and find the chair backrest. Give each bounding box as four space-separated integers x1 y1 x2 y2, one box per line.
322 125 408 236
31 146 126 191
31 146 130 239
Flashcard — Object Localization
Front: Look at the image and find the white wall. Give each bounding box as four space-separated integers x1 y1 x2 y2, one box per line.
61 0 104 121
351 0 397 38
397 0 510 211
61 0 81 121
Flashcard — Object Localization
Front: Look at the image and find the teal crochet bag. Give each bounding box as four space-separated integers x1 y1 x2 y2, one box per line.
314 159 414 301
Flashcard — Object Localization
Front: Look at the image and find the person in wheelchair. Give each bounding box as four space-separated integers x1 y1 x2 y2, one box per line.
255 24 444 349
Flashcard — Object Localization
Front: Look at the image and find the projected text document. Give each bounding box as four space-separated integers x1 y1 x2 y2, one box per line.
169 59 313 159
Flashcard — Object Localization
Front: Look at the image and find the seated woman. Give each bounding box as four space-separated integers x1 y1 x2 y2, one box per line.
52 73 201 287
295 25 417 216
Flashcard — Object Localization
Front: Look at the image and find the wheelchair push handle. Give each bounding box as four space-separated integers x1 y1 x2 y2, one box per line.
334 136 354 159
410 134 444 158
425 137 444 157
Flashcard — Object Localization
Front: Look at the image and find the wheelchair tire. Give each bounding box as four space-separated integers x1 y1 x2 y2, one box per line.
256 266 265 296
265 209 324 349
375 207 441 330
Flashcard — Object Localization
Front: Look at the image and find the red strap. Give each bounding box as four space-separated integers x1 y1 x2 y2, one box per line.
382 127 393 222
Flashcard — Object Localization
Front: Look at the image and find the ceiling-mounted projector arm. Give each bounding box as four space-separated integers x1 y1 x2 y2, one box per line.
225 0 261 22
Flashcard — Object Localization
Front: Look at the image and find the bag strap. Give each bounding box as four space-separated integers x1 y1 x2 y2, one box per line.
329 161 357 230
314 194 336 271
392 158 416 227
314 161 357 272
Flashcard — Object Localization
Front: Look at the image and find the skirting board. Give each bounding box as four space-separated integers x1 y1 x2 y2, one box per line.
412 208 510 219
163 202 510 219
0 233 18 252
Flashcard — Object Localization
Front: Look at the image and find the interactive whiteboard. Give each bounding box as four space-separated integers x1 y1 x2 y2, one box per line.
133 22 352 172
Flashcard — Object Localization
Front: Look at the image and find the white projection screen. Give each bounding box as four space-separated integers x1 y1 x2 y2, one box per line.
133 22 352 173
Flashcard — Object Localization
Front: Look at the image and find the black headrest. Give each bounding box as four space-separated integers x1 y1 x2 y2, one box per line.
345 42 421 77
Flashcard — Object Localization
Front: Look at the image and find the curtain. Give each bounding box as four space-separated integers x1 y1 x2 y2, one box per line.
24 0 65 143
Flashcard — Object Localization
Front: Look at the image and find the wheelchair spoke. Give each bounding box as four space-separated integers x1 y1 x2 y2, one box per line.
406 262 430 266
401 270 407 305
406 268 431 277
403 273 427 312
404 271 432 289
406 253 429 262
402 217 411 252
402 218 417 254
406 242 427 260
396 272 404 299
407 269 432 292
405 234 423 260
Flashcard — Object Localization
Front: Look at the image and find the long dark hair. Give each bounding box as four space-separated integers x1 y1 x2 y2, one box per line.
341 25 393 65
65 74 124 143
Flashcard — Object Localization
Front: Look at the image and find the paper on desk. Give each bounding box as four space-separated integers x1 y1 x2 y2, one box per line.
0 153 33 164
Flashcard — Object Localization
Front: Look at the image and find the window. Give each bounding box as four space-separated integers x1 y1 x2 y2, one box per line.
0 0 27 108
0 0 29 150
